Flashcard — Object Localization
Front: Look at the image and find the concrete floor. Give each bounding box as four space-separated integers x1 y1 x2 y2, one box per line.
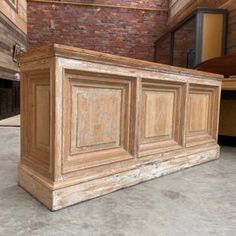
0 127 236 236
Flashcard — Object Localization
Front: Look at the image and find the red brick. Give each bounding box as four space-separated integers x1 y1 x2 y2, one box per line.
27 1 168 61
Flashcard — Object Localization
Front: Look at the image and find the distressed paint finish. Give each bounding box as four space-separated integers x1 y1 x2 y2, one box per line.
18 44 222 210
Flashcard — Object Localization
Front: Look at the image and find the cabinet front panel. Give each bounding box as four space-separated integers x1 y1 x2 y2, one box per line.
144 91 174 138
138 80 186 157
186 84 219 146
62 71 134 173
71 86 122 154
188 93 210 133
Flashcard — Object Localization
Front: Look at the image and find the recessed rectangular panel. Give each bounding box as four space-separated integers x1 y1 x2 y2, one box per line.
144 91 174 138
22 70 51 175
188 93 209 133
62 72 134 173
36 85 50 149
71 86 122 154
139 80 185 157
186 85 219 146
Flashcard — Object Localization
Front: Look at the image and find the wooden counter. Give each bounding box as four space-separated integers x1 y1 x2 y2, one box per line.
197 56 236 146
219 78 236 145
18 44 222 210
222 78 236 90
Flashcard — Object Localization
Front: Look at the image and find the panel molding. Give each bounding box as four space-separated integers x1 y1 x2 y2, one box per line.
186 84 219 146
62 71 135 173
138 80 186 157
70 85 122 154
21 70 51 176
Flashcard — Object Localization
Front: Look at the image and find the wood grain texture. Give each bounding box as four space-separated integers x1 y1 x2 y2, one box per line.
201 14 224 62
0 0 27 33
139 80 186 157
21 70 51 177
0 12 27 81
197 60 236 140
197 56 236 78
18 44 222 210
222 78 236 90
19 145 220 211
186 85 220 147
219 99 236 136
62 72 134 173
219 78 236 137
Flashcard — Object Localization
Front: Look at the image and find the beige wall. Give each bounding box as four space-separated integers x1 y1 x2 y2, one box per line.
0 0 27 33
223 0 236 54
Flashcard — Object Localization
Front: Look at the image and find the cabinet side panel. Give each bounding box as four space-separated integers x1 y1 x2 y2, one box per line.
21 70 51 176
36 85 50 149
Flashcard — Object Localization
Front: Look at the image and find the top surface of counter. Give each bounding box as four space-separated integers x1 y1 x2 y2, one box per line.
18 44 223 81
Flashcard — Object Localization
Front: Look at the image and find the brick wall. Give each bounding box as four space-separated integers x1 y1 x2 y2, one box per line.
154 34 170 64
172 16 196 67
27 0 168 61
155 17 196 67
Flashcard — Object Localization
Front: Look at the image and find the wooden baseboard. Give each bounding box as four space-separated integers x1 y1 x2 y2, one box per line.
18 146 220 211
18 165 53 209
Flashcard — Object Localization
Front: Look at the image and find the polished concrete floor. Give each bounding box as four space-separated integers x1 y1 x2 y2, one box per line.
0 127 236 236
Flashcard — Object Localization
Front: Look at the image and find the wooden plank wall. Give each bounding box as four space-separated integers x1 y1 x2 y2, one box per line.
168 0 193 23
168 0 236 56
0 0 27 34
225 2 236 54
0 1 27 80
0 0 27 119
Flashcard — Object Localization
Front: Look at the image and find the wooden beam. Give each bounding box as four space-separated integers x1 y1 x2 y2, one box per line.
27 0 169 12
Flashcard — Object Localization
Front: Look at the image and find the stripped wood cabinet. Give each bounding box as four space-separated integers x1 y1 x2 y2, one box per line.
18 44 222 210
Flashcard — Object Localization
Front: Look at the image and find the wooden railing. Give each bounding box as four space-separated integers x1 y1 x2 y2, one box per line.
18 44 222 210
